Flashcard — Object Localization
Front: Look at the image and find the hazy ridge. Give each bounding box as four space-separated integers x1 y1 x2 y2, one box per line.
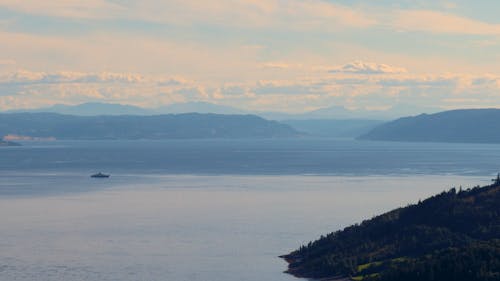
360 109 500 143
0 112 300 140
5 102 440 120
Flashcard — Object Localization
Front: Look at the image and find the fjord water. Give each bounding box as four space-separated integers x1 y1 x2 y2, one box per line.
3 138 500 176
1 138 499 280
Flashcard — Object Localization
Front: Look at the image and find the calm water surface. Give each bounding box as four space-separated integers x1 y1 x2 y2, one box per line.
2 138 500 176
0 139 498 280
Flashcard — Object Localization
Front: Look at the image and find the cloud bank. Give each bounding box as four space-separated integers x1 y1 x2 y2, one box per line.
329 61 407 75
2 66 500 113
0 1 499 112
2 1 499 36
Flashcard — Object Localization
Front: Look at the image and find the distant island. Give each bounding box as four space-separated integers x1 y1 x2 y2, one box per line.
0 139 20 146
282 176 500 281
360 108 500 143
0 112 300 140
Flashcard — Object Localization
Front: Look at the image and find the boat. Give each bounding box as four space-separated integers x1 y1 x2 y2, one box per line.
91 172 110 178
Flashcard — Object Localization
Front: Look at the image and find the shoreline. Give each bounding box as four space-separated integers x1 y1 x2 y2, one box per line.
0 140 21 146
279 254 351 281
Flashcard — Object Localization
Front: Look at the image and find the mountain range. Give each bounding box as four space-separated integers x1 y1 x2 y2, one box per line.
0 112 300 140
5 102 441 120
6 106 500 142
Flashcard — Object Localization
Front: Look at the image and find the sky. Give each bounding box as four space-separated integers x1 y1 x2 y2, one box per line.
1 0 500 113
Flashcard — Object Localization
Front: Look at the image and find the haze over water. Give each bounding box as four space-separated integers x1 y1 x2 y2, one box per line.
1 139 498 280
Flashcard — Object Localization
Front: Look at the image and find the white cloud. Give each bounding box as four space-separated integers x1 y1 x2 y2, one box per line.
330 61 407 75
0 70 200 109
2 68 500 112
1 70 146 84
392 10 500 35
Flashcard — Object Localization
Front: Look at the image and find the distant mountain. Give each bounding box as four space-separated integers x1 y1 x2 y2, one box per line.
7 102 246 116
0 112 299 139
360 109 500 143
282 177 500 281
282 119 384 138
156 102 245 115
260 104 440 121
5 102 441 120
258 106 356 121
299 105 355 119
378 104 441 119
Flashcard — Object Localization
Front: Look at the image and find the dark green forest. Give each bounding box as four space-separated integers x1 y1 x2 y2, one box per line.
282 176 500 281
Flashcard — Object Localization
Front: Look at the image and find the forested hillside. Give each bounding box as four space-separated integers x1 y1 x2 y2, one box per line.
282 176 500 281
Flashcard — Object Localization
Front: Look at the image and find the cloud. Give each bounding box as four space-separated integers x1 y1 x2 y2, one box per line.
0 0 126 20
0 59 16 66
0 31 272 83
5 1 497 37
261 62 295 69
393 10 500 35
329 61 407 75
2 67 500 113
3 2 500 112
0 70 200 109
1 70 146 84
157 77 190 86
378 76 461 87
0 0 376 31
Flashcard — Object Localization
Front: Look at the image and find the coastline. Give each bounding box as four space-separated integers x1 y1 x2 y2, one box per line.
280 178 500 281
0 140 21 146
280 254 351 281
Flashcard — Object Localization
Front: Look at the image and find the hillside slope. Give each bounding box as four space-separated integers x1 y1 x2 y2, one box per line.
360 109 500 143
282 176 500 281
